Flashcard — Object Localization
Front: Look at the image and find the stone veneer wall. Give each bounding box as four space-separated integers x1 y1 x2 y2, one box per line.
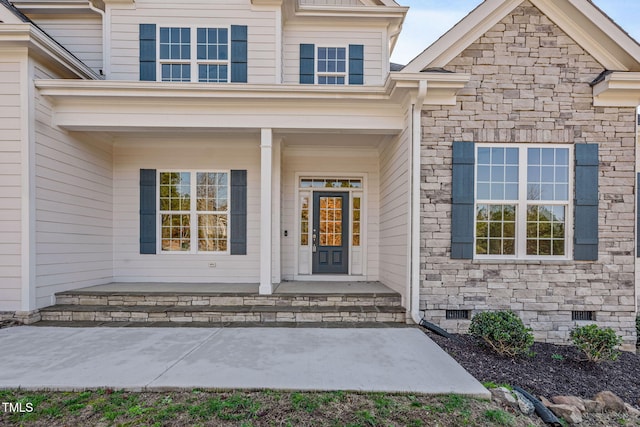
420 1 638 348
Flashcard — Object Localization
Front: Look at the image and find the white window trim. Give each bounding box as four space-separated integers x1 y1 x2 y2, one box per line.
473 143 574 261
315 45 348 85
157 25 231 83
157 169 230 255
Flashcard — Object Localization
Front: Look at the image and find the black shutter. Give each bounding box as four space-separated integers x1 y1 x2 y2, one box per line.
230 170 247 255
451 142 475 259
140 169 157 254
574 144 599 261
230 25 248 83
139 24 156 81
348 44 364 85
300 44 315 84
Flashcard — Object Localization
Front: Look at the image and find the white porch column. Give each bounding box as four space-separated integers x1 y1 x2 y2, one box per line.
272 138 282 284
260 128 273 294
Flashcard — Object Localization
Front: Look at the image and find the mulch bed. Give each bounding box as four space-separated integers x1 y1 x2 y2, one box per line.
423 329 640 408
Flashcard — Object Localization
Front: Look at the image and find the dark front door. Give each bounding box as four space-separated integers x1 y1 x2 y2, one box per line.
312 192 349 274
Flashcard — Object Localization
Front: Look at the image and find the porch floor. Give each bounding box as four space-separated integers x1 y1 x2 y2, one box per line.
65 281 397 296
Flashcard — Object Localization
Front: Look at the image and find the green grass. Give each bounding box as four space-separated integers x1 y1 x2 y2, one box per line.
0 388 572 426
484 408 516 426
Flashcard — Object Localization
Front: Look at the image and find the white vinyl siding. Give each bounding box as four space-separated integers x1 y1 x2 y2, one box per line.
283 26 385 86
281 146 379 280
299 0 363 6
108 0 275 82
31 15 103 74
113 138 260 283
0 59 23 311
378 111 410 298
33 62 114 308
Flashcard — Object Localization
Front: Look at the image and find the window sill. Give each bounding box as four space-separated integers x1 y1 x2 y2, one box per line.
471 259 574 265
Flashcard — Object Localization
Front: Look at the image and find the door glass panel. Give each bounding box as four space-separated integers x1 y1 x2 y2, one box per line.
352 196 361 246
300 195 309 246
320 196 342 247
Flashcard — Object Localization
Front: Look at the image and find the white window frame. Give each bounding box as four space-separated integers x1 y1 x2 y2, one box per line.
157 170 230 254
316 46 348 85
473 143 574 261
157 25 231 83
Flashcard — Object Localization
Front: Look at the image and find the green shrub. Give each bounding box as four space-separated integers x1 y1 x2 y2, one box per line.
570 324 622 362
469 311 534 357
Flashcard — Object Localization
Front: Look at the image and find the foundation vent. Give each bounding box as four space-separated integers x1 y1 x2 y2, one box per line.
572 311 595 321
445 309 470 320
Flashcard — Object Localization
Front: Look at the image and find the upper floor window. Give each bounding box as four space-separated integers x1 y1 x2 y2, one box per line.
300 43 363 85
139 24 247 83
197 28 229 83
317 47 346 85
474 145 572 259
160 27 191 82
159 26 229 83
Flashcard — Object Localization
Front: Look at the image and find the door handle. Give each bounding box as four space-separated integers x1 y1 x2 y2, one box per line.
312 229 317 252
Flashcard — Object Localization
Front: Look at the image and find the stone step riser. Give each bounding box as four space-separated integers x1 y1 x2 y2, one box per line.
55 295 402 308
41 311 405 323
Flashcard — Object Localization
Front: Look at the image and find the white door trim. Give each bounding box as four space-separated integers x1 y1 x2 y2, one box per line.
293 172 368 279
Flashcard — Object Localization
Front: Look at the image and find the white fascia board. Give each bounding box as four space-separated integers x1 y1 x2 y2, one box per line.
36 80 391 99
593 72 640 107
0 24 99 79
390 72 471 106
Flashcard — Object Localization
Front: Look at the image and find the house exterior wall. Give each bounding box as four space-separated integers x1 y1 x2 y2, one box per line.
300 0 363 6
30 15 103 75
281 145 380 281
113 137 261 283
0 54 24 311
108 0 277 82
379 124 410 299
419 1 638 347
33 60 114 308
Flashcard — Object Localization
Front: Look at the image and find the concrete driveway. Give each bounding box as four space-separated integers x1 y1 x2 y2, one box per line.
0 326 489 398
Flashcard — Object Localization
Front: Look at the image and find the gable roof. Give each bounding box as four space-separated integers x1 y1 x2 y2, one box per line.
402 0 640 73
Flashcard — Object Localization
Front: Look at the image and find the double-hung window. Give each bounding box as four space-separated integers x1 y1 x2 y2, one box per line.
159 27 191 82
474 145 571 259
159 171 229 253
317 47 346 85
157 26 230 83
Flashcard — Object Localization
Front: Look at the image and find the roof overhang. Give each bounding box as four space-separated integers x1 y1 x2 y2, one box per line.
402 0 640 73
0 24 100 79
35 73 471 133
11 0 105 15
282 1 407 54
592 72 640 107
390 72 470 106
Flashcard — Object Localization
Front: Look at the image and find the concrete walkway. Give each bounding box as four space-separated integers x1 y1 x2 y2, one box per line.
0 326 489 398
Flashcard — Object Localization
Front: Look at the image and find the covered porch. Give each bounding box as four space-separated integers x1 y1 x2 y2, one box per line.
30 75 468 321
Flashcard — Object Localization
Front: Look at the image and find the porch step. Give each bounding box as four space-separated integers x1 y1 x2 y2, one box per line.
39 304 406 323
54 292 402 308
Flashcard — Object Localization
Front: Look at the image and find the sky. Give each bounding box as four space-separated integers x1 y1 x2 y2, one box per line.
391 0 640 65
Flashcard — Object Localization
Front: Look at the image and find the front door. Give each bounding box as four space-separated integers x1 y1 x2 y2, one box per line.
312 192 349 274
